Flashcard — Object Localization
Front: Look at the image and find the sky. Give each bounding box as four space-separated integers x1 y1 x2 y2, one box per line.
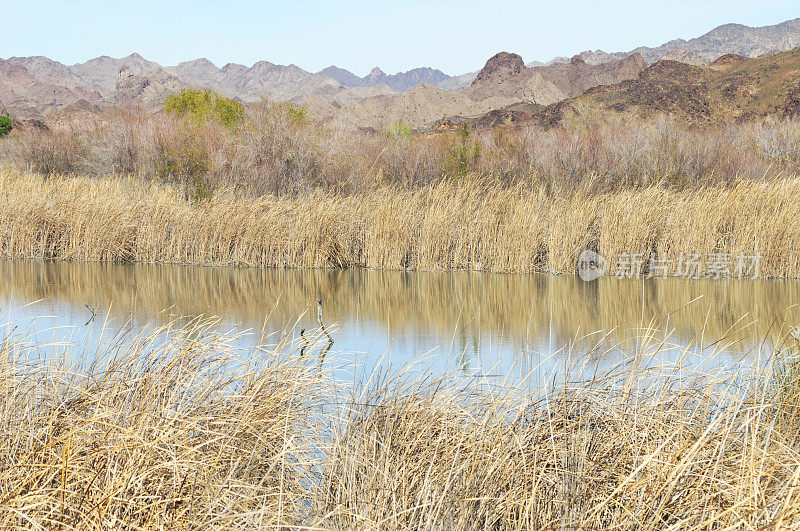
1 1 798 76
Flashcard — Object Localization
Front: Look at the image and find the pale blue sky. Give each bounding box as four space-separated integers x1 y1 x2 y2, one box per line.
1 1 798 75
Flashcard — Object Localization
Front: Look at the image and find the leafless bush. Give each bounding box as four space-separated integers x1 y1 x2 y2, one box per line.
4 107 800 195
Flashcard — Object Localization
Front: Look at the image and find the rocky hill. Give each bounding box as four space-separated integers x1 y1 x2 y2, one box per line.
113 67 187 109
332 84 497 131
0 59 100 119
318 51 648 130
478 47 800 128
68 53 163 93
168 59 397 104
533 53 646 98
587 48 800 123
573 18 800 66
0 53 404 120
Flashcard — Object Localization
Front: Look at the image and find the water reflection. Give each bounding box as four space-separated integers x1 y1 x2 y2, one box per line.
0 260 797 381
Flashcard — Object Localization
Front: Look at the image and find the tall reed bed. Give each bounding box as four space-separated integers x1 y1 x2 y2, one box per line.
0 169 798 277
1 319 800 528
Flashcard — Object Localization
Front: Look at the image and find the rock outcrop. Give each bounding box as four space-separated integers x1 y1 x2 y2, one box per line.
112 66 186 109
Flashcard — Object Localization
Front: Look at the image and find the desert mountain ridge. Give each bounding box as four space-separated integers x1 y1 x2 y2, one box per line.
1 17 800 129
320 65 453 92
473 47 800 129
568 17 800 66
317 51 647 130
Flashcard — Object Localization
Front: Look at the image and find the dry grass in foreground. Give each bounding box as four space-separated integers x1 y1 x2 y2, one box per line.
0 321 325 528
0 169 798 277
1 320 800 528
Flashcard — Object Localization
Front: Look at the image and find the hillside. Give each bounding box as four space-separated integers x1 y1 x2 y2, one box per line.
320 51 649 130
533 53 646 98
0 59 100 119
113 66 187 109
479 47 800 127
574 18 800 66
581 48 800 124
168 60 398 104
2 54 401 119
332 83 512 131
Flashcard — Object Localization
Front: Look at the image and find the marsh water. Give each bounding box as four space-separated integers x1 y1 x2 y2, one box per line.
2 260 799 384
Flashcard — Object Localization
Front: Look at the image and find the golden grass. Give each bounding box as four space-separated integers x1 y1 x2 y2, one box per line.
0 169 799 278
0 320 324 528
320 370 800 529
1 319 800 528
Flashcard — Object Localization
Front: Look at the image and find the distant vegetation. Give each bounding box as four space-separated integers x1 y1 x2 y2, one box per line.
0 115 11 137
388 121 411 139
286 102 308 123
5 104 800 192
163 89 244 128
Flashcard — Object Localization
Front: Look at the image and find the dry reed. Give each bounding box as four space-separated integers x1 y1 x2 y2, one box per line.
1 319 800 528
0 169 798 278
320 360 800 529
0 319 324 528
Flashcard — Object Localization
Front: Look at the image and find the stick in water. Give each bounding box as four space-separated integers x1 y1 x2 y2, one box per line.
317 298 334 365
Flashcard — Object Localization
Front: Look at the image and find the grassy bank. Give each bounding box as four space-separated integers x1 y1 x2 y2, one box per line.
0 169 798 277
1 320 800 528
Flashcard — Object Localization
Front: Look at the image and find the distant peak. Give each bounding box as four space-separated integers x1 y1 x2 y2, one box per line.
473 52 525 85
714 23 748 30
221 62 246 72
369 67 385 77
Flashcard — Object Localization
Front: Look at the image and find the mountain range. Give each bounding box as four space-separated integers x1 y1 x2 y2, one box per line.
476 48 800 128
320 66 453 91
1 17 799 128
573 17 800 66
318 51 648 131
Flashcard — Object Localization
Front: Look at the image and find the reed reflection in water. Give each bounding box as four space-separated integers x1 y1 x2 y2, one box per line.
0 260 797 379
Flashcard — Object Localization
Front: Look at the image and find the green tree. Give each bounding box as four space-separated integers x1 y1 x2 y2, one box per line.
0 115 12 138
287 103 308 124
388 121 411 140
164 89 244 128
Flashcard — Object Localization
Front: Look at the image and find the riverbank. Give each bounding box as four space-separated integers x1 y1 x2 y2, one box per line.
0 169 799 278
1 320 799 528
